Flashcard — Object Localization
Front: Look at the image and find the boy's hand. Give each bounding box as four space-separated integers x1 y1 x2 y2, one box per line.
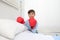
29 17 37 29
17 17 25 24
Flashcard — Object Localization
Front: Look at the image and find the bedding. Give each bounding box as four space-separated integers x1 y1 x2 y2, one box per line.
0 19 27 40
0 19 60 40
14 30 54 40
53 36 60 40
0 36 9 40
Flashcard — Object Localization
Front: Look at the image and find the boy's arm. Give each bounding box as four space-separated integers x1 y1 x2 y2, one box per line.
24 20 31 30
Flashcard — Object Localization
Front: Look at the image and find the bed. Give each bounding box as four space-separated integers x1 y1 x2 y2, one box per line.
14 30 60 40
0 19 60 40
0 31 60 40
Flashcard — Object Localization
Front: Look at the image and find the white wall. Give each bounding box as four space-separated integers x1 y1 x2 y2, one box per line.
0 1 20 20
24 0 60 34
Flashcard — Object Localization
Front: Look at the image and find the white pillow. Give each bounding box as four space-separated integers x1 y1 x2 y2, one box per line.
15 22 27 36
0 19 27 39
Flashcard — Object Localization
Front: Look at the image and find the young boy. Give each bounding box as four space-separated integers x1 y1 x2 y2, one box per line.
25 9 38 33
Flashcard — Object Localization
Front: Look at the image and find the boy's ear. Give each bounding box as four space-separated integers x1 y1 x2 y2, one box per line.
34 14 35 16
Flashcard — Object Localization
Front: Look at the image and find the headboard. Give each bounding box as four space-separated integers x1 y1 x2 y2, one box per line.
0 0 20 20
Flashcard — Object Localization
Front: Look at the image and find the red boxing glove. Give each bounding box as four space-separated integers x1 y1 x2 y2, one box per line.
29 17 37 29
17 17 25 24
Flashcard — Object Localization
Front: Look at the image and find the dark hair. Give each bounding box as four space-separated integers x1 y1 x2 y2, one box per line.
28 9 35 14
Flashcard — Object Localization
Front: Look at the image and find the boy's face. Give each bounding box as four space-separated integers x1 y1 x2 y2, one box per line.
28 12 35 18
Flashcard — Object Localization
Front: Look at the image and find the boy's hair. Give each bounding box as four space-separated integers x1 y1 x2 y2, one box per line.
28 9 35 14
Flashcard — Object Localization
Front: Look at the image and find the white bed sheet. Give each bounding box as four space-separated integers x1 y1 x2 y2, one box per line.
14 30 54 40
0 36 9 40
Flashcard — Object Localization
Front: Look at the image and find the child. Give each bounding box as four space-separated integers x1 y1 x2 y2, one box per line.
25 9 38 33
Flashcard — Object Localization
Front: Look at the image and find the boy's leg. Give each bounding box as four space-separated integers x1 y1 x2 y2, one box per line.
31 27 38 33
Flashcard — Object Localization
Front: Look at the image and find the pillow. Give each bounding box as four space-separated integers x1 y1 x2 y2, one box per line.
0 19 27 39
15 22 27 36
